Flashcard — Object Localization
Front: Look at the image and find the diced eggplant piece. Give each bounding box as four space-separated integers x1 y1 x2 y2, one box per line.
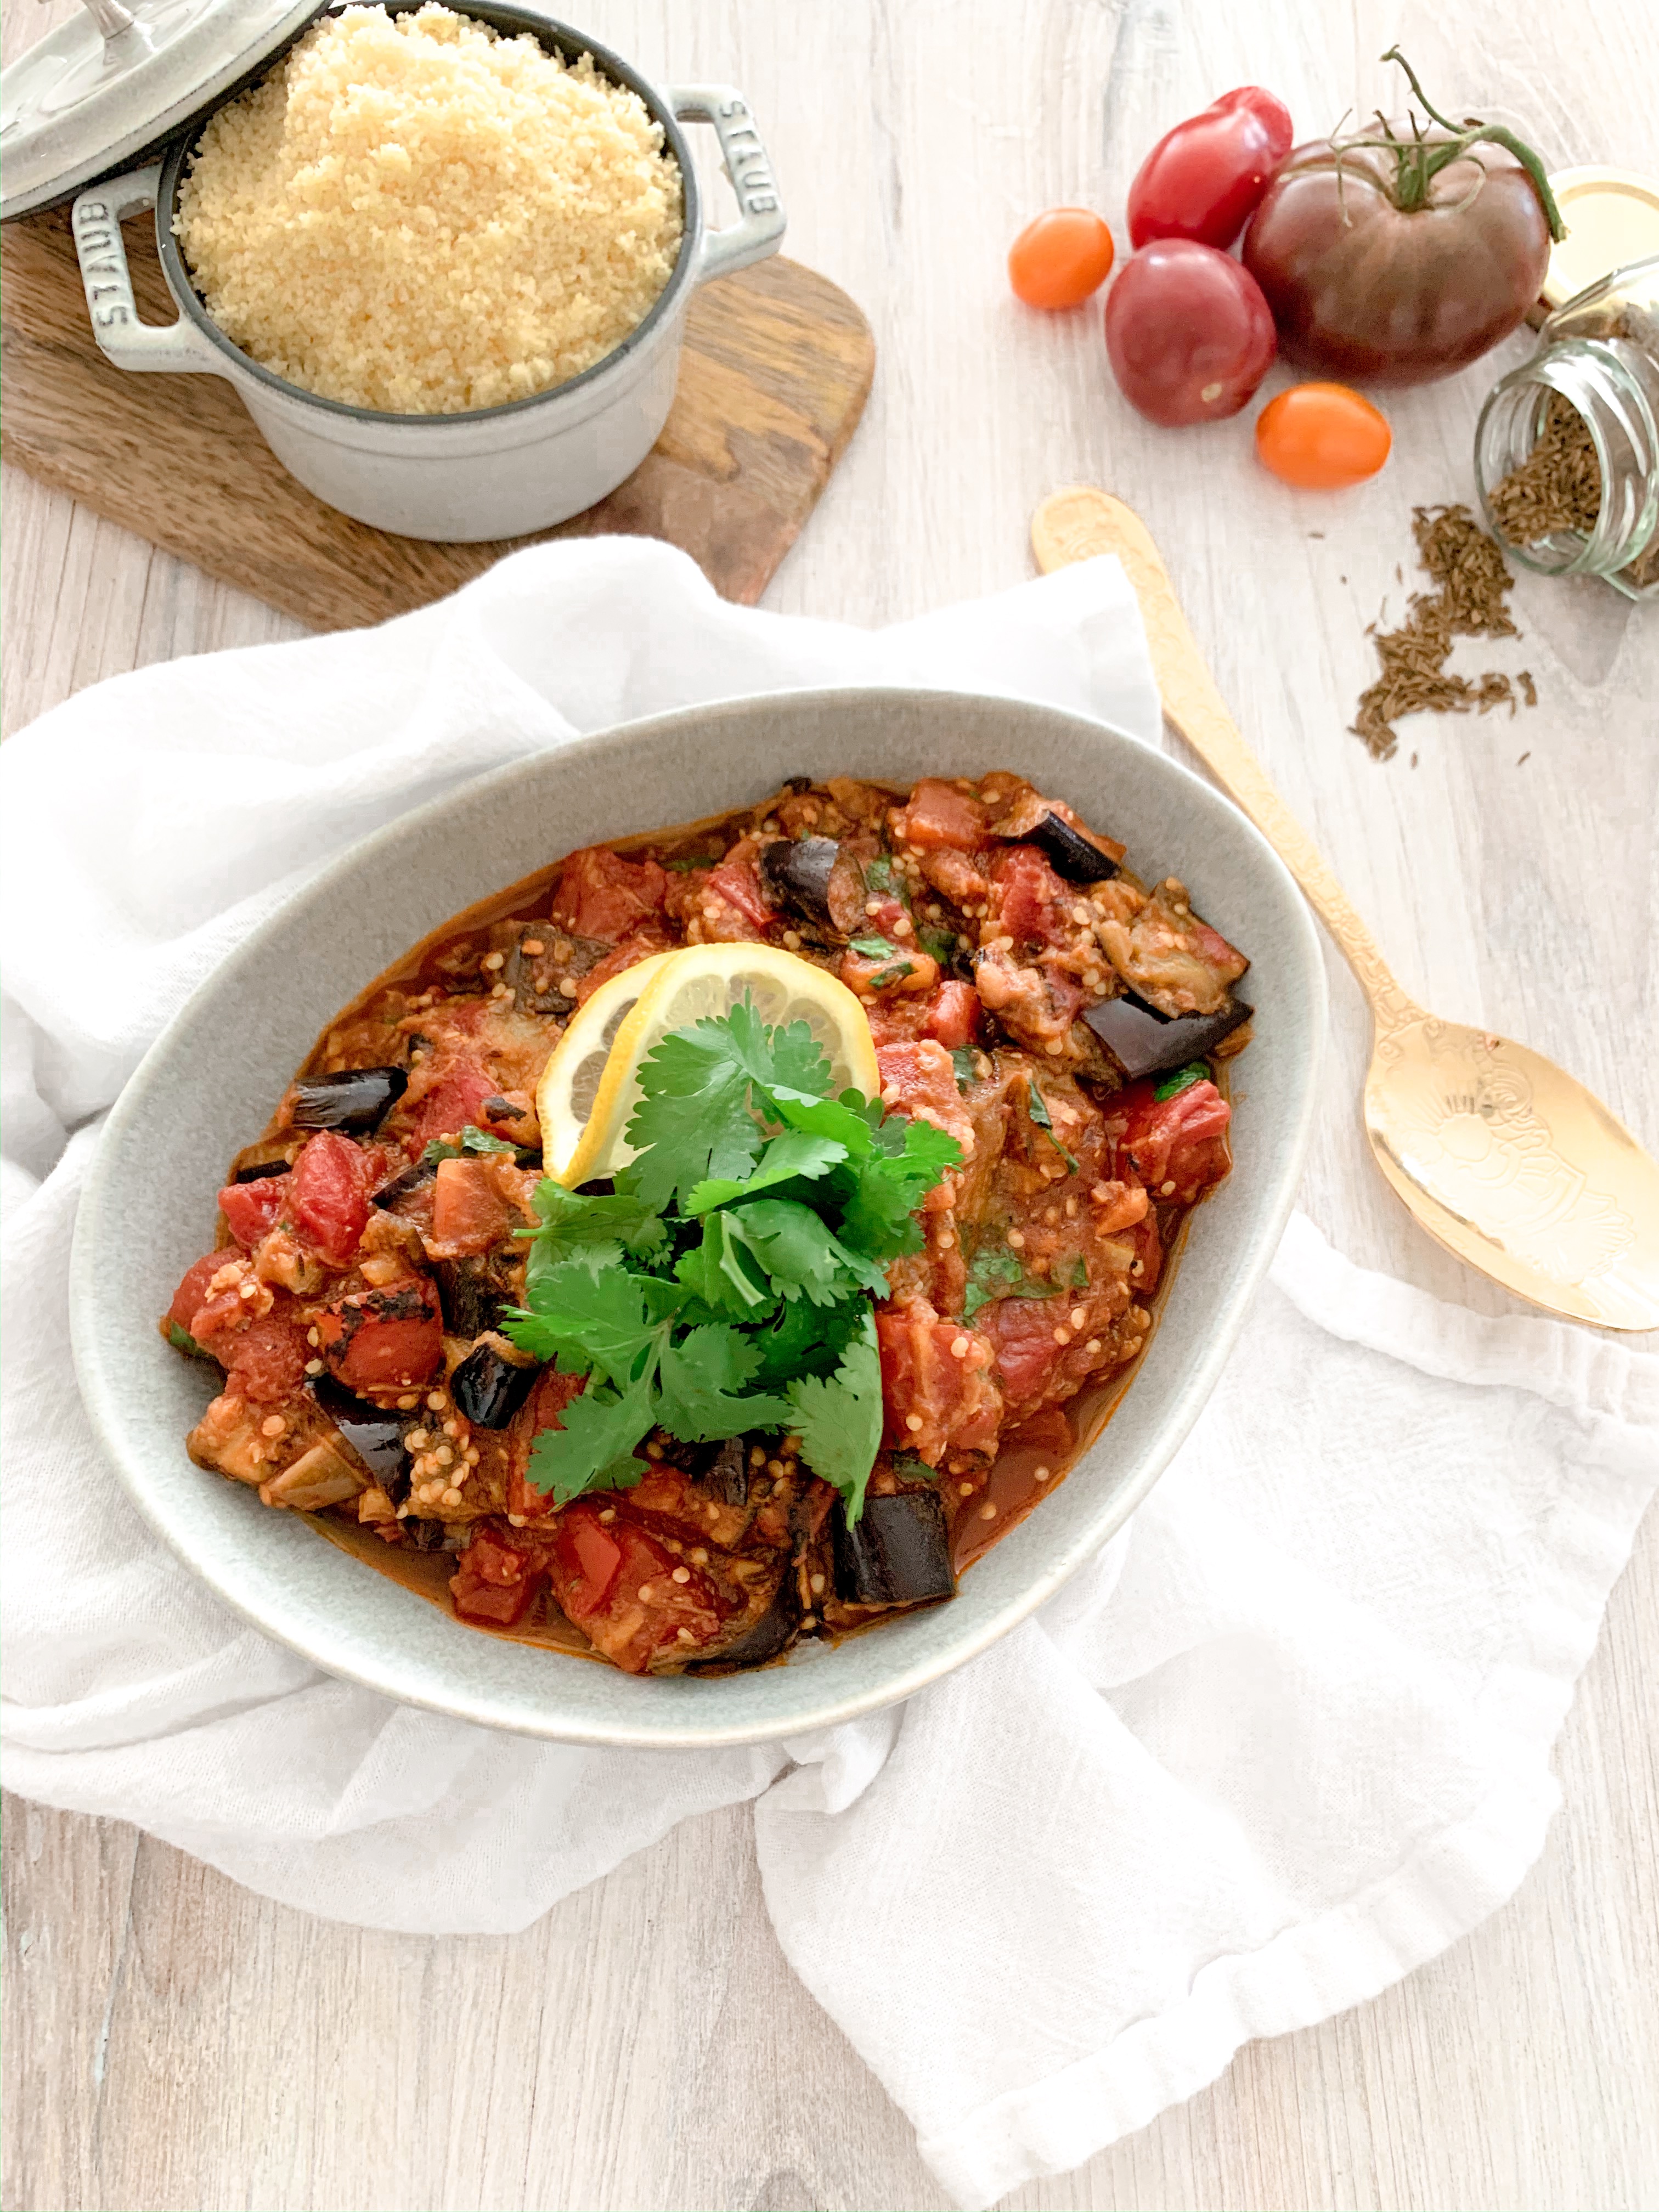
372 1158 438 1210
703 1436 751 1506
685 1573 801 1672
759 836 840 928
233 1159 290 1184
291 1066 408 1133
432 1257 515 1339
1025 811 1119 882
782 774 814 794
451 1341 539 1429
1082 991 1252 1081
511 1146 544 1171
832 1488 957 1607
308 1374 413 1498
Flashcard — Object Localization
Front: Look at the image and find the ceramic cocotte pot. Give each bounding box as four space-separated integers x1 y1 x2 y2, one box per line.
67 2 785 541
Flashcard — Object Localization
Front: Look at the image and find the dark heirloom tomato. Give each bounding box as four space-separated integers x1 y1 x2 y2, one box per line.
1127 86 1294 251
1104 241 1276 426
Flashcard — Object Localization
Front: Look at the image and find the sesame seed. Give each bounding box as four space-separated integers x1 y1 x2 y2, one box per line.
810 1572 826 1595
481 951 505 971
671 1567 691 1585
1085 1337 1102 1356
464 1447 479 1465
1071 904 1091 925
1160 1179 1177 1195
442 1420 458 1438
689 1548 709 1566
1044 1206 1060 1224
905 1413 924 1433
441 1486 462 1508
957 1481 975 1497
677 1627 696 1644
1065 1197 1079 1218
238 1282 257 1301
1033 1464 1051 1482
766 1457 783 1478
800 1613 817 1630
304 1358 324 1376
1006 1229 1025 1249
751 1447 766 1467
1053 1327 1071 1345
782 930 802 950
433 1445 454 1466
558 975 577 994
637 1583 654 1602
978 1502 997 1521
260 1414 285 1437
1071 1306 1087 1329
507 1513 526 1527
1091 1183 1111 1202
406 1431 428 1451
936 1229 956 1250
397 1393 419 1409
599 1508 616 1523
950 1335 969 1357
1045 1039 1064 1055
865 898 882 917
307 1328 321 1347
893 915 913 938
522 939 545 956
644 1440 663 1460
426 1391 445 1410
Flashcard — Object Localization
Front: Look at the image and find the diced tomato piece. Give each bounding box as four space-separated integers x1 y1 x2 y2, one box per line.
223 1312 309 1406
987 845 1068 948
548 1502 625 1619
981 1297 1064 1406
218 1176 287 1249
704 857 775 929
1110 1079 1232 1206
316 1278 443 1391
919 980 981 1049
551 847 668 942
876 1307 1003 1464
873 1041 973 1171
427 1156 532 1259
406 1066 497 1156
166 1253 228 1338
288 1131 379 1266
450 1526 550 1628
506 1367 586 1520
573 923 673 1006
891 778 989 851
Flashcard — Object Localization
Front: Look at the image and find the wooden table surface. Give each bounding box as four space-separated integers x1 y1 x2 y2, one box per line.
5 1 1657 2207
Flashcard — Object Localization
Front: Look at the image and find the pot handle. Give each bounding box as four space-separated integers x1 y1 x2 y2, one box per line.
71 167 224 375
669 86 786 289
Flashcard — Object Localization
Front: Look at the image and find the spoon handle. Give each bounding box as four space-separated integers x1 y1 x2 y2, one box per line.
1032 487 1417 1031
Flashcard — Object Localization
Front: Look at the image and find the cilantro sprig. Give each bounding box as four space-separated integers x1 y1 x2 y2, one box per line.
503 1000 960 1519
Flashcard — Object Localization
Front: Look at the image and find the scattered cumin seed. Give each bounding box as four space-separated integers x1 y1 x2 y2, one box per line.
1350 504 1536 763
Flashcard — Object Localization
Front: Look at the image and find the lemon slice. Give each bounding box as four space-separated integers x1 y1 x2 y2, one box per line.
536 951 678 1186
540 941 881 1188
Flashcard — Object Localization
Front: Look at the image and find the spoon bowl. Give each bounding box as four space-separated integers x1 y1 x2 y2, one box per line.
1033 484 1659 1332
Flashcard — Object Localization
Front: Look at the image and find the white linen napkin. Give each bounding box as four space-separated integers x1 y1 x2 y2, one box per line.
3 540 1655 2211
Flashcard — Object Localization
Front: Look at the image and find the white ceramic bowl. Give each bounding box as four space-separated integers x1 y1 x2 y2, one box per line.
71 689 1325 1748
68 3 784 541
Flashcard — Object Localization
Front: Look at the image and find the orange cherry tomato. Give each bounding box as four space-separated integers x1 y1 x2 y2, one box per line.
1254 381 1392 488
1008 208 1116 309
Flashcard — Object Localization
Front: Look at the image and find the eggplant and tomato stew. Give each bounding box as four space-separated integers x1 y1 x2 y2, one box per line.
162 772 1251 1677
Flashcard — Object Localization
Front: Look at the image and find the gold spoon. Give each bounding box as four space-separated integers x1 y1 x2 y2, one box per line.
1032 484 1659 1332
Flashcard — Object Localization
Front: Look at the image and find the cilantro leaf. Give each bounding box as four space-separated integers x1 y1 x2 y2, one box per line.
674 1212 778 1318
867 961 916 990
748 1292 866 1386
684 1126 849 1214
961 1240 1060 1320
770 1088 882 1157
657 1325 792 1440
729 1198 890 1305
889 1453 938 1483
918 925 958 964
950 1047 978 1095
839 1114 963 1259
861 855 910 909
1026 1083 1080 1174
624 1001 833 1212
524 1373 657 1502
787 1311 884 1520
520 1178 667 1284
1153 1062 1209 1101
503 1249 682 1385
849 934 897 958
422 1124 518 1166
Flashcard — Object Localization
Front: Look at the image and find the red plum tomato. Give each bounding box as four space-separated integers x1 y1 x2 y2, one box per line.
1103 240 1276 426
1127 85 1294 251
1255 383 1391 487
1008 208 1116 308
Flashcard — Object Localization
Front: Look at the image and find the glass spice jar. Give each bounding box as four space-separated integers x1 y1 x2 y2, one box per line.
1474 252 1659 601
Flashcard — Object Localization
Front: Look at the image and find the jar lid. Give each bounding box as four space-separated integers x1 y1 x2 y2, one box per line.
1542 165 1659 309
0 0 327 224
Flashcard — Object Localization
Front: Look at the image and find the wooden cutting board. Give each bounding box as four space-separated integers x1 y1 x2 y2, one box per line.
0 207 874 628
